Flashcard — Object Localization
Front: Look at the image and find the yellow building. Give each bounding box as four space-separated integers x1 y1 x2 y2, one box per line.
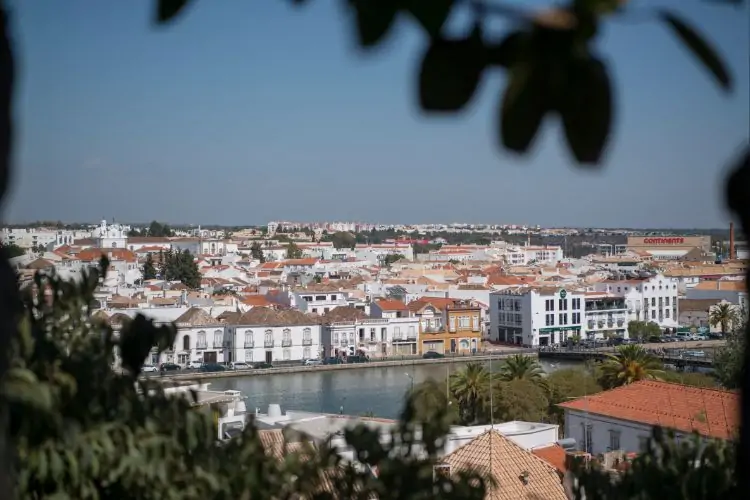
408 298 483 354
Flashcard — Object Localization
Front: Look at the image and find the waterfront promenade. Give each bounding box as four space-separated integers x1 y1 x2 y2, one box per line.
151 347 536 382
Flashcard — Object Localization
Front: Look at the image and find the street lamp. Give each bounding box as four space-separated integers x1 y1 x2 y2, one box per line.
405 372 414 392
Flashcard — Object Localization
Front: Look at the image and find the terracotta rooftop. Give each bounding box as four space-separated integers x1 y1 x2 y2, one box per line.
558 380 739 440
373 299 409 311
174 307 221 327
531 444 567 477
231 307 316 326
441 430 566 500
322 306 368 323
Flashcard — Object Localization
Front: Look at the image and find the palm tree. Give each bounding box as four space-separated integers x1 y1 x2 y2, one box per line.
599 344 665 389
449 362 490 425
709 303 739 335
497 354 546 384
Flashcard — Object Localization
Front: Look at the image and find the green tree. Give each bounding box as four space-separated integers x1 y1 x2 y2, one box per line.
160 248 201 289
250 241 265 263
449 362 490 425
709 303 740 335
285 242 303 259
491 379 549 423
660 370 719 389
714 321 746 390
383 253 405 267
627 320 662 342
142 253 157 280
5 260 489 499
546 367 603 426
599 344 666 389
329 231 356 250
497 354 546 385
0 242 24 258
147 220 174 237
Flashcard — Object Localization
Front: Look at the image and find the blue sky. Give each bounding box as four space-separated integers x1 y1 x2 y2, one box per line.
4 0 748 228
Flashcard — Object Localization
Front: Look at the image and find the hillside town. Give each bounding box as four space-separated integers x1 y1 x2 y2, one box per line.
3 219 747 367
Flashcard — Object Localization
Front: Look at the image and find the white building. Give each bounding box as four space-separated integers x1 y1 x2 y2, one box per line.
1 226 92 249
354 244 414 265
166 307 322 365
322 316 420 358
582 291 628 340
520 244 564 265
559 380 737 455
593 273 680 329
489 286 585 347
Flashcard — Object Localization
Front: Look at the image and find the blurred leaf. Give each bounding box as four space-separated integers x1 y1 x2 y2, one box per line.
659 10 732 92
574 0 623 15
486 31 527 68
404 0 454 38
350 0 399 48
418 27 486 112
499 62 550 153
155 0 192 24
560 56 613 165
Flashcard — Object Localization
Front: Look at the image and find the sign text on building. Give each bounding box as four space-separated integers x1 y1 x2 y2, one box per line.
642 237 685 245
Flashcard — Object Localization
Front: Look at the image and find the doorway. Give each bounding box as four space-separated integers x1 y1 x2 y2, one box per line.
203 351 217 364
265 351 273 364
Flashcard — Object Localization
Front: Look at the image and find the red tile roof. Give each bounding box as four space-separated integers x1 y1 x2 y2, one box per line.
558 380 738 440
531 444 568 476
374 299 409 311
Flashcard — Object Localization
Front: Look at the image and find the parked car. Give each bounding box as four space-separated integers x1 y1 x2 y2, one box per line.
422 351 445 359
304 359 322 366
648 336 664 343
253 362 274 369
200 363 227 372
142 364 158 373
346 355 369 364
323 357 344 365
187 360 203 369
159 363 181 372
682 350 706 358
230 361 251 370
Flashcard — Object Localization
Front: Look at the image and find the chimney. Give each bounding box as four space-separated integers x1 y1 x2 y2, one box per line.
729 222 735 260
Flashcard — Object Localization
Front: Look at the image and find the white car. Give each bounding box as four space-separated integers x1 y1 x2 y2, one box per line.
304 359 322 366
230 362 250 370
142 364 158 373
187 360 203 369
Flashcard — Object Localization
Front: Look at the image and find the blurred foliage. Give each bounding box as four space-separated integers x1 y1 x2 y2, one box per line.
569 427 738 499
156 0 737 166
3 259 489 499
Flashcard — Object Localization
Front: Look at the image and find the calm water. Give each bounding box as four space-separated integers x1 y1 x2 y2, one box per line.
208 359 578 419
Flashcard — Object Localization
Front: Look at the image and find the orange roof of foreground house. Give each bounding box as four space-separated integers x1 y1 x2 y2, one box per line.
531 444 568 477
441 430 566 500
558 380 738 440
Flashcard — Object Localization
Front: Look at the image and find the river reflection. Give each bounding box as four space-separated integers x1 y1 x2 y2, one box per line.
208 359 579 419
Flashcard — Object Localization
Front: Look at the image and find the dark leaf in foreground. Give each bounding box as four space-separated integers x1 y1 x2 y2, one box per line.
560 56 614 165
156 0 192 24
499 62 550 154
418 28 486 112
350 0 399 48
404 0 454 38
659 10 732 92
486 31 526 69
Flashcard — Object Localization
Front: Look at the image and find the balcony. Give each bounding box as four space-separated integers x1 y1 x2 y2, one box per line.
264 340 275 348
302 338 313 346
367 338 379 343
422 326 443 334
244 341 254 348
617 319 625 327
196 341 208 350
282 339 292 347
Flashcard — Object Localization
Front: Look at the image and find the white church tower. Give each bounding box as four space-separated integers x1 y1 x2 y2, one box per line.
97 220 128 248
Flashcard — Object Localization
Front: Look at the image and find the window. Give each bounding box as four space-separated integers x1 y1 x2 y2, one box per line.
638 436 649 452
283 328 291 342
651 297 656 307
651 310 656 319
665 297 670 306
333 332 339 343
558 313 568 325
264 329 273 345
245 350 253 362
572 312 580 324
381 327 388 341
303 347 311 359
572 298 581 310
609 430 621 451
370 328 376 341
182 335 190 350
214 330 223 348
665 309 670 318
303 327 312 342
546 314 554 326
545 299 554 311
197 330 207 348
331 294 337 301
408 326 415 338
459 316 470 329
582 424 593 453
283 349 291 361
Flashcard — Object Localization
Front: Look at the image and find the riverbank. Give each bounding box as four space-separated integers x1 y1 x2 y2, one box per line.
152 350 536 382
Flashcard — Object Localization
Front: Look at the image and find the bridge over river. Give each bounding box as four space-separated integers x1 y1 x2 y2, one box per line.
537 340 724 369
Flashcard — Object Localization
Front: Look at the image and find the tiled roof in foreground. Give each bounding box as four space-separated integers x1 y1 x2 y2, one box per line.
441 430 566 500
558 380 739 440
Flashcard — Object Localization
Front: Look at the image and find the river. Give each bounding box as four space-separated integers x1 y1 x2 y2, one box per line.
208 358 579 419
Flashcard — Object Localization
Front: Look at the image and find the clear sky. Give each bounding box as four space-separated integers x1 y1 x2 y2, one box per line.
4 0 749 228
